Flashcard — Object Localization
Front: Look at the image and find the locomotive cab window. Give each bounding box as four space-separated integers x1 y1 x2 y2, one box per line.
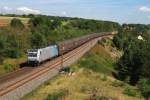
28 53 37 57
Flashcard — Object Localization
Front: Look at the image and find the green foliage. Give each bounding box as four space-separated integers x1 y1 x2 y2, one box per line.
119 36 150 85
122 24 150 34
77 47 115 76
90 96 117 100
0 15 120 75
113 24 150 99
112 80 125 87
50 19 62 30
10 18 24 29
112 32 124 50
30 32 47 48
5 48 21 58
123 86 137 97
28 15 120 48
138 78 150 99
0 30 22 59
69 19 120 32
80 56 100 72
3 63 14 72
45 89 68 100
0 34 6 49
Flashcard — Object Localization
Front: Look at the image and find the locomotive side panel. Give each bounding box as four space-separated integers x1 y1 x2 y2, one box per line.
39 45 59 63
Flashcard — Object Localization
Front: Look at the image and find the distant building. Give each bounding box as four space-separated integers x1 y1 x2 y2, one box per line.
137 35 144 40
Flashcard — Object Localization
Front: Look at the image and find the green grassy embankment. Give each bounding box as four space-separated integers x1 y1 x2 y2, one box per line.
22 38 143 100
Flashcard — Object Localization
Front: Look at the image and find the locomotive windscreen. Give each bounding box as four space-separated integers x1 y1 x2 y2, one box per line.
28 53 37 57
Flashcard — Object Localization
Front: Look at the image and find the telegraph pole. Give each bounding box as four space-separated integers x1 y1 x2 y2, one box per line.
61 36 64 70
61 48 63 70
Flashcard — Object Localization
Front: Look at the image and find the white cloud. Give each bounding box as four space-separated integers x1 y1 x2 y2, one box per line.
148 16 150 19
139 6 150 12
17 7 41 14
1 6 41 15
1 6 14 14
36 0 77 4
2 6 12 11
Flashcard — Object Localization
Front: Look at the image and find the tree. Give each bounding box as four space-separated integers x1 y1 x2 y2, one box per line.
138 79 150 99
10 18 24 29
30 32 47 48
113 24 150 99
50 19 61 30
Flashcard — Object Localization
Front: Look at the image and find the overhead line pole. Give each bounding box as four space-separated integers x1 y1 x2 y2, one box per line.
61 35 64 70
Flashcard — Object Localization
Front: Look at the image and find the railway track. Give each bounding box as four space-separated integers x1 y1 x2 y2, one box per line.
0 35 112 99
0 67 34 88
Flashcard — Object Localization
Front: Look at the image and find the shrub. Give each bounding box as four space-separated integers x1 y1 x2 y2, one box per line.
3 64 14 73
112 80 125 87
30 32 47 48
90 95 118 100
45 89 68 100
123 86 137 97
98 38 106 46
79 57 100 72
138 78 150 99
44 81 51 86
10 18 24 29
101 74 107 81
5 48 21 58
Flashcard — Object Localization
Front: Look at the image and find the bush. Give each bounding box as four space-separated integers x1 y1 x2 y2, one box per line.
112 80 125 87
101 74 107 81
30 32 47 48
10 18 24 29
138 78 150 99
90 96 117 100
123 86 137 97
5 48 21 58
3 64 14 73
98 38 106 46
79 56 100 72
45 89 68 100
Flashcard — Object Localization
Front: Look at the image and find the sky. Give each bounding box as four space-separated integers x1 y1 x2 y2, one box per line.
0 0 150 24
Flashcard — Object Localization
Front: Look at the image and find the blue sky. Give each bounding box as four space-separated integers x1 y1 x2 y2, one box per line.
0 0 150 24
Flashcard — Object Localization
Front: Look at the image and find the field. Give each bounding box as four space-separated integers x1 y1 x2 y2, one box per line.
0 16 29 27
22 39 143 100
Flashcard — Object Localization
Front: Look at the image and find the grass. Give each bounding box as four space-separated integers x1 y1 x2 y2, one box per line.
22 42 143 100
123 86 138 97
22 69 142 100
77 44 116 76
45 89 69 100
0 56 27 76
0 16 29 27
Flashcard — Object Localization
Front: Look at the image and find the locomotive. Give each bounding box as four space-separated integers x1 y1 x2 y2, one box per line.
27 32 112 65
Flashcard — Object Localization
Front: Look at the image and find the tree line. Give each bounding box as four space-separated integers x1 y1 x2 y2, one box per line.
0 15 119 63
113 24 150 99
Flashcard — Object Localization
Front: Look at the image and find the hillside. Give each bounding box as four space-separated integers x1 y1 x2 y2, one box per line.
22 39 143 100
0 15 119 76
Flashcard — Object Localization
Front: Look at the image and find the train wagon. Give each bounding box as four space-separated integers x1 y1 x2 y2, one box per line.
57 33 103 55
27 45 59 65
57 34 89 55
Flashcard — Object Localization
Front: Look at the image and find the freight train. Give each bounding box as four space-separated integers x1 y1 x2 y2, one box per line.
27 32 113 65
